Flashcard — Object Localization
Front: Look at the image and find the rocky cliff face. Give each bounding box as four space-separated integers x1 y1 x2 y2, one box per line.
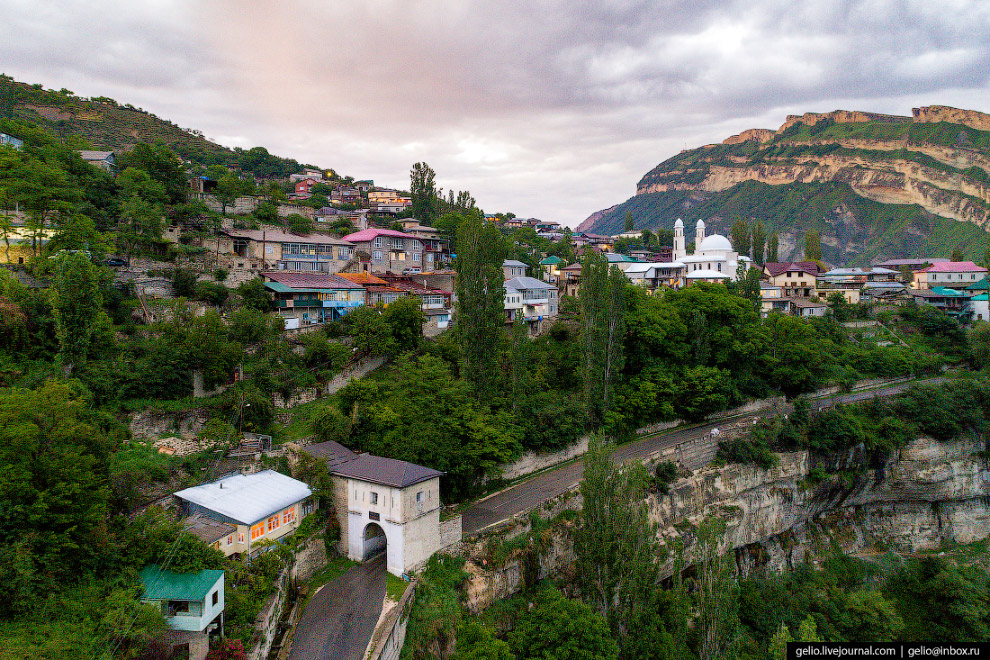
582 106 990 261
461 437 990 611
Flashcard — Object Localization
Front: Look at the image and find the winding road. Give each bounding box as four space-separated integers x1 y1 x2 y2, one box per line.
288 555 386 660
461 378 946 535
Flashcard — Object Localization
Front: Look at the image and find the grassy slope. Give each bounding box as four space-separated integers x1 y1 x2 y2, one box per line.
0 75 235 164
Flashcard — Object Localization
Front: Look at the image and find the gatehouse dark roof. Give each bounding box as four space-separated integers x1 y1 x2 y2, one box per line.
302 441 443 488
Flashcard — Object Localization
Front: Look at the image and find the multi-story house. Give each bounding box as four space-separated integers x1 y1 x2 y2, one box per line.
909 287 973 319
343 228 427 274
332 186 361 205
263 271 366 327
540 255 564 283
560 262 582 297
504 276 559 325
208 227 356 273
912 261 988 290
763 261 822 297
174 470 316 559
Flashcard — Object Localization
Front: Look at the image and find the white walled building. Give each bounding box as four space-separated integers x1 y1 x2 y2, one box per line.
174 470 315 558
674 219 744 281
303 441 445 576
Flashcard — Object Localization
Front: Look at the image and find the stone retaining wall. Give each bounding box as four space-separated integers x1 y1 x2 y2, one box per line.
367 580 418 660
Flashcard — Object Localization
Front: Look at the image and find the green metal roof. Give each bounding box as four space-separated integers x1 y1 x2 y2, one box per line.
965 277 990 290
264 282 295 293
930 286 970 297
140 565 224 601
539 255 564 265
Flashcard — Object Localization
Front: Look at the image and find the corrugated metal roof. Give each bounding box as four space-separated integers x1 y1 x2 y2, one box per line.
141 565 224 601
301 442 443 488
504 276 555 290
174 470 312 525
223 227 353 246
263 272 365 290
183 513 236 544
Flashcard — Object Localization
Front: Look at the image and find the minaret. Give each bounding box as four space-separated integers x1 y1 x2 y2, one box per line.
673 219 685 261
695 219 706 253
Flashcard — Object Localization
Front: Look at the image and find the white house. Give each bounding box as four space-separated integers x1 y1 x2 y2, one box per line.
302 441 445 576
503 259 527 279
140 566 224 660
174 470 315 558
674 219 743 281
503 276 558 323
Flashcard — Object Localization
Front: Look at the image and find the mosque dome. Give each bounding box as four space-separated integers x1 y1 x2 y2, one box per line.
698 234 732 252
674 218 683 228
696 219 706 229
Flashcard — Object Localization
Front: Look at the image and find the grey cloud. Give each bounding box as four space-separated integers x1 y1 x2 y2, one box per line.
2 0 989 224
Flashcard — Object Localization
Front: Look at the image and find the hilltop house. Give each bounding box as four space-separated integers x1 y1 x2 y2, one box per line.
140 566 224 660
174 470 315 559
301 441 446 576
909 287 973 319
815 267 900 304
262 271 365 327
540 255 564 282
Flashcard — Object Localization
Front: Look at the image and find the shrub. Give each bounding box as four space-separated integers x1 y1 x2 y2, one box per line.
196 281 230 306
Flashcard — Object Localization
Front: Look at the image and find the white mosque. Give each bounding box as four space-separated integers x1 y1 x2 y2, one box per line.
674 219 746 283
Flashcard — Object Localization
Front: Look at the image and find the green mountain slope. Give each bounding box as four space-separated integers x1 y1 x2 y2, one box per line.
0 73 317 176
581 107 990 264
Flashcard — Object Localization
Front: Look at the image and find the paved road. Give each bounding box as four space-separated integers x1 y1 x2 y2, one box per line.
288 555 386 660
461 378 946 535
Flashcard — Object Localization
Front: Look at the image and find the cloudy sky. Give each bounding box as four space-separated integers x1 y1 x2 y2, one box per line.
2 0 988 226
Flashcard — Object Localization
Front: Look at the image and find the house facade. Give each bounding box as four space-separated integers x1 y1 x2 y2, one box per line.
504 276 558 324
301 441 445 576
262 271 365 327
0 133 23 149
503 259 527 279
206 227 356 274
763 261 822 297
78 150 116 172
342 228 427 274
174 470 315 559
140 566 224 660
913 261 988 290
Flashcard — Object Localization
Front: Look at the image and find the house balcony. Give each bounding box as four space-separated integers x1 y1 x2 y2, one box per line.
275 298 323 308
322 300 363 308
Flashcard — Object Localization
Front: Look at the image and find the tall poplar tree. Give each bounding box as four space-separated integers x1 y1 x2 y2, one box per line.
751 220 766 265
730 219 751 257
580 251 626 425
52 252 103 374
410 161 441 225
767 231 780 263
805 229 823 261
574 436 660 643
456 212 507 398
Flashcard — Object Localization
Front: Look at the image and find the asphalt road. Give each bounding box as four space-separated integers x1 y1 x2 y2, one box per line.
461 378 946 535
288 555 386 660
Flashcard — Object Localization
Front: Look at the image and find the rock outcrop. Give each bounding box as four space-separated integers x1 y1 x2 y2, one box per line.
461 437 990 612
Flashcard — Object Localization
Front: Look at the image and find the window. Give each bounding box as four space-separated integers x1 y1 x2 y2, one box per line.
369 511 380 521
266 245 274 254
373 250 382 260
374 237 383 248
227 535 233 546
283 506 296 525
416 491 423 503
251 523 264 541
238 532 244 543
212 591 219 606
370 492 379 505
413 252 421 262
267 515 280 533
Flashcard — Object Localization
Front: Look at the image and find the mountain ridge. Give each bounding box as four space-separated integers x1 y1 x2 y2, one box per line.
580 106 990 264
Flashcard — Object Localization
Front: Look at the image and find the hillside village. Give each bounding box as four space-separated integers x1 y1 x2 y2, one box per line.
4 102 990 660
